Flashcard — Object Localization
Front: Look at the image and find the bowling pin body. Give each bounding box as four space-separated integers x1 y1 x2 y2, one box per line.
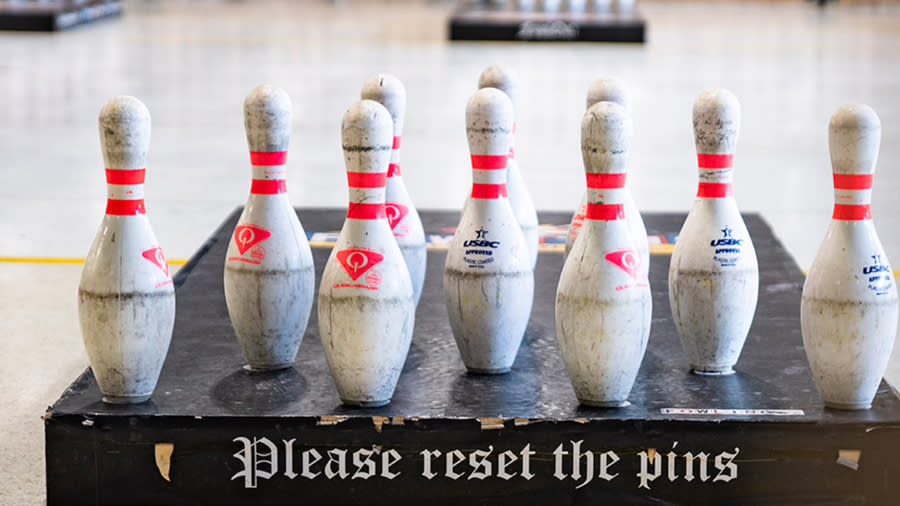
478 65 539 268
361 74 426 307
224 85 315 371
78 96 175 404
565 77 649 280
318 100 415 407
668 89 758 375
445 88 534 374
802 104 898 410
556 102 651 407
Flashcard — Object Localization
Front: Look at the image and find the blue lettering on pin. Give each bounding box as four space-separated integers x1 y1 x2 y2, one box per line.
711 226 742 267
463 227 500 269
864 254 893 295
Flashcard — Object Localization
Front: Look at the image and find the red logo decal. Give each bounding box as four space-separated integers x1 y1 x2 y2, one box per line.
604 248 642 281
234 225 271 255
142 247 170 277
336 248 384 280
385 202 409 232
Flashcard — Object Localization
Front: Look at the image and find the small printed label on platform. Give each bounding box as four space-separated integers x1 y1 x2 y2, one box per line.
660 408 804 416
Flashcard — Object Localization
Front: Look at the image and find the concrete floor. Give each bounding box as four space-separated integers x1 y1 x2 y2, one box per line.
2 0 900 502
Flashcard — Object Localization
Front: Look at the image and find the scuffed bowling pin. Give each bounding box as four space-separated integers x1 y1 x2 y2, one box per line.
78 96 175 404
556 102 651 407
318 100 415 407
801 104 898 410
565 78 649 282
668 89 759 375
445 88 535 374
478 64 539 268
360 74 427 307
224 85 315 371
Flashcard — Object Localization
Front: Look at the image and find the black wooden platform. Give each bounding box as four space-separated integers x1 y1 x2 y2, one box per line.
45 209 900 505
0 0 121 31
449 4 645 43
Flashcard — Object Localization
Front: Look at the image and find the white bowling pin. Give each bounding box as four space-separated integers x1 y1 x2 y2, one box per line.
565 78 649 281
444 88 535 374
224 85 315 371
801 104 898 410
318 100 415 407
556 102 652 407
477 64 540 268
78 96 175 404
669 89 759 375
361 74 427 307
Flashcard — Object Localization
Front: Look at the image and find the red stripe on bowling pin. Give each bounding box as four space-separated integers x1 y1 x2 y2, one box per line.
105 169 145 185
832 204 871 221
471 183 508 199
470 154 509 199
697 182 734 198
346 171 387 219
105 167 146 215
697 153 733 169
106 199 146 215
832 173 873 221
249 151 287 195
696 153 734 198
586 203 624 221
586 173 626 189
387 137 402 177
347 203 386 219
249 151 288 166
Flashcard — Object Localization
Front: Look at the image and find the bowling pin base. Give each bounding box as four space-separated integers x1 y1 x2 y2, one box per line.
691 366 736 376
466 366 512 375
101 393 152 404
242 363 293 373
824 400 872 411
341 399 391 408
579 399 631 408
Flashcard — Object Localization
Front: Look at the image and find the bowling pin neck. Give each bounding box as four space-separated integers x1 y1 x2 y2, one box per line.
105 167 146 216
346 171 387 220
249 150 288 195
470 154 509 200
388 136 402 178
584 172 626 221
832 172 873 221
695 153 734 199
508 123 516 160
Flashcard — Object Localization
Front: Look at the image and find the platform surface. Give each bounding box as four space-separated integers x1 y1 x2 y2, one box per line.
0 0 121 31
449 4 646 42
45 209 900 505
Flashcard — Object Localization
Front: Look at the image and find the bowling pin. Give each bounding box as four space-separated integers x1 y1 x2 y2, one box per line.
360 74 427 307
224 85 315 371
78 96 175 404
565 78 649 282
556 101 651 407
444 88 535 374
801 104 898 410
318 100 415 407
477 64 540 268
669 89 758 375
